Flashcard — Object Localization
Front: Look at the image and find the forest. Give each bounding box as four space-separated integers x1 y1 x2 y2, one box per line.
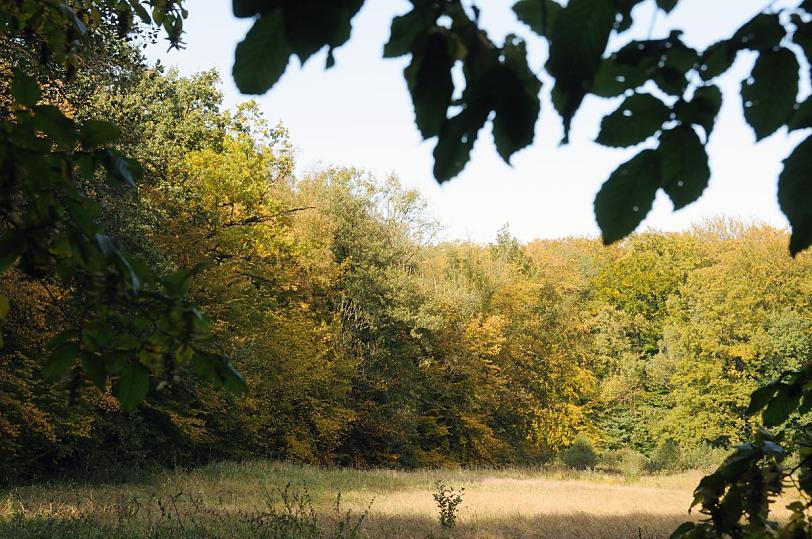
2 33 810 483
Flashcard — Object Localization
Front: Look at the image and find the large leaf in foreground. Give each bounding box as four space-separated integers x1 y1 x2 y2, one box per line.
778 135 812 256
595 150 661 245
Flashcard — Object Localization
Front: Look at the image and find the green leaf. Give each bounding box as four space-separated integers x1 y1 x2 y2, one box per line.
513 0 562 38
128 0 152 23
741 48 799 141
778 135 812 256
760 440 786 458
58 3 87 34
747 382 779 416
659 126 710 209
675 85 722 137
733 13 785 51
233 10 292 95
274 1 362 65
699 40 737 81
383 8 436 58
164 268 195 298
220 361 248 395
81 353 107 390
12 71 41 106
762 384 801 427
546 0 615 141
491 37 542 162
232 0 266 18
405 31 454 139
0 295 9 320
656 0 678 13
592 58 647 98
789 96 812 131
595 150 661 244
43 342 80 380
0 234 22 272
32 105 78 145
117 362 150 411
653 43 698 96
104 150 140 187
80 120 122 147
433 105 490 182
596 93 670 148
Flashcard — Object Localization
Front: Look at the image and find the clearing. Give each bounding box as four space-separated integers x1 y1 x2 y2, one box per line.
2 461 712 538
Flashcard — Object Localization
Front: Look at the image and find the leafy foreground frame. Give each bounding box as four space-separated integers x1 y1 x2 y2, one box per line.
2 1 812 537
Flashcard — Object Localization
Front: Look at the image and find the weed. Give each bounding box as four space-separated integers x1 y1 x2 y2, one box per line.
432 480 464 528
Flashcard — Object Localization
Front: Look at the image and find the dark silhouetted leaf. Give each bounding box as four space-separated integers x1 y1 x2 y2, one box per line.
747 381 779 416
80 119 122 147
699 40 736 80
277 1 363 65
595 150 661 244
220 361 248 394
81 353 107 390
546 0 615 141
659 126 709 209
117 362 150 411
513 0 562 37
12 71 41 106
433 105 490 182
778 135 812 255
405 31 454 139
384 7 437 58
734 13 785 51
762 384 801 427
596 93 670 148
789 96 812 131
33 105 77 145
233 11 291 94
675 85 722 137
741 48 799 141
656 0 678 13
104 150 141 187
592 58 647 97
232 0 266 18
491 37 542 162
43 342 80 380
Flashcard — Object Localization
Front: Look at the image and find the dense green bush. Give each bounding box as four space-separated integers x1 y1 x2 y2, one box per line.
560 436 598 470
599 448 649 477
647 439 682 472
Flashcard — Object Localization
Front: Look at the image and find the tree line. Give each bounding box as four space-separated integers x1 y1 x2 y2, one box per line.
1 36 809 483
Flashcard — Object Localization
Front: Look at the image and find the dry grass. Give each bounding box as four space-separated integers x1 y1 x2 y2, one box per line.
0 461 719 538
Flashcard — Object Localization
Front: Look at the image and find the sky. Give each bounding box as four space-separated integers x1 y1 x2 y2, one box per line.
145 1 805 243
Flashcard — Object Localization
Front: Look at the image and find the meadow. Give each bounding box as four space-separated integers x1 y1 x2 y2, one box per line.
0 461 718 539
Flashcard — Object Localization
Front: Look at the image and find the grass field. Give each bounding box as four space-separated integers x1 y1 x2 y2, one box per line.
1 461 714 538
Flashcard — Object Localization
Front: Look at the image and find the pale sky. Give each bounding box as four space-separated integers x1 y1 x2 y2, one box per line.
146 1 805 243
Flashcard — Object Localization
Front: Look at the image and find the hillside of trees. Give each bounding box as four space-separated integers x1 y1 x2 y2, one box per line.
2 37 810 483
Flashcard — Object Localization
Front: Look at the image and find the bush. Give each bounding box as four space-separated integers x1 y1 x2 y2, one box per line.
433 480 465 528
678 443 730 471
647 439 682 472
599 448 649 477
560 436 598 470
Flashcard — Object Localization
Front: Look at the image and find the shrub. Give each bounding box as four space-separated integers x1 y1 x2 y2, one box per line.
433 480 465 528
648 439 682 473
678 443 730 471
560 436 598 470
600 448 649 477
